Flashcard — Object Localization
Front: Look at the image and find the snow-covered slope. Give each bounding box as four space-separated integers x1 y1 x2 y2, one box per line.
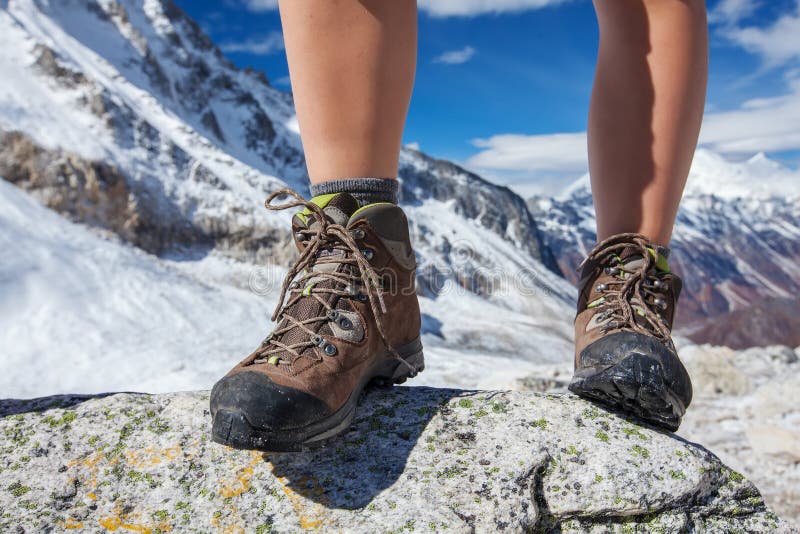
532 149 800 348
0 0 575 397
0 179 275 395
0 180 569 397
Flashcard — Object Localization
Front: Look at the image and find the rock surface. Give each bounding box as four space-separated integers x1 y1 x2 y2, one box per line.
0 388 794 533
679 344 800 525
515 343 800 526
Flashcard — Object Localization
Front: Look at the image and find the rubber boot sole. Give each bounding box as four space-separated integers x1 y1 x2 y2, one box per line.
211 339 424 452
568 352 688 432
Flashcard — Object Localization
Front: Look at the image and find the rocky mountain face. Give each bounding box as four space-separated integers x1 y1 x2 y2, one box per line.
3 0 794 352
0 0 559 289
530 151 800 348
0 0 576 389
1 388 794 533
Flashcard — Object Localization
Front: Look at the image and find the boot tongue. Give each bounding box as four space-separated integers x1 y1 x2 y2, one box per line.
307 192 359 227
300 192 360 272
274 193 360 367
618 245 670 273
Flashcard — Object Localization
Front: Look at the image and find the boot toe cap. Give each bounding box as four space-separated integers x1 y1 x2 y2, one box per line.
577 331 693 406
210 371 330 431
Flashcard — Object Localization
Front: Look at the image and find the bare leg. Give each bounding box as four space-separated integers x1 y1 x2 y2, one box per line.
278 0 417 183
589 0 708 245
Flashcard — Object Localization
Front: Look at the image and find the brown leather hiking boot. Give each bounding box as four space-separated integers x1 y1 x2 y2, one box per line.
210 189 424 452
569 233 692 431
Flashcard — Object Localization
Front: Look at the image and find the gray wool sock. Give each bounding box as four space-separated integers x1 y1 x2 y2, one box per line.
309 178 399 207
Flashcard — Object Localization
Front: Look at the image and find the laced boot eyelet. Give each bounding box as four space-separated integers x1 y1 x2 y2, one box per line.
653 297 667 310
603 266 620 276
649 278 670 291
361 248 374 261
351 228 365 240
323 343 338 356
595 283 608 293
356 293 368 302
326 309 353 330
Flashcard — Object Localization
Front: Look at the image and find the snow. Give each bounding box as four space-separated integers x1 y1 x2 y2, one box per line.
1 0 796 402
0 0 588 398
0 180 268 396
0 179 575 397
558 148 800 202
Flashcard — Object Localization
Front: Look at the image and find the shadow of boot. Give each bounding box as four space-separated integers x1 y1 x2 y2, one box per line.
264 385 461 510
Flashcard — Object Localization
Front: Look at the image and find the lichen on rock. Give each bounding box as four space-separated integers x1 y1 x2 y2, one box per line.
0 388 794 533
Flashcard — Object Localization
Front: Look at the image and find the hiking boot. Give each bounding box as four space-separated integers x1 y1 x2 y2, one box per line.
569 233 692 431
210 188 424 452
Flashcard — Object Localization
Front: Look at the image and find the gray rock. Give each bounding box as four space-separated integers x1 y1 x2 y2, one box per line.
679 344 800 525
0 389 793 533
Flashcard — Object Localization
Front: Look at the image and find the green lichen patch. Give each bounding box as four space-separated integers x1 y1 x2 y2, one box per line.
532 418 548 430
491 403 507 414
729 470 745 483
436 465 466 479
7 482 30 498
631 445 650 459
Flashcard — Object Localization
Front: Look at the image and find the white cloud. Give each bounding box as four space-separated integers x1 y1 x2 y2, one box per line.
466 132 587 173
700 75 800 154
219 32 284 55
463 132 588 197
432 46 476 65
719 1 800 67
463 78 800 195
709 0 760 25
240 0 570 16
418 0 572 17
243 0 278 11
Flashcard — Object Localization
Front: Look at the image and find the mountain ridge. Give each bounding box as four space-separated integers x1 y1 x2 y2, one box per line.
530 152 800 348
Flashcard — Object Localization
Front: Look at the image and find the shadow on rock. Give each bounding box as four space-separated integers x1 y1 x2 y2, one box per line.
0 393 120 417
265 385 461 510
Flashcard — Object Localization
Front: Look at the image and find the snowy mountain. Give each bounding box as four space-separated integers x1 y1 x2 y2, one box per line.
1 0 796 402
531 149 800 349
0 0 574 397
2 2 796 522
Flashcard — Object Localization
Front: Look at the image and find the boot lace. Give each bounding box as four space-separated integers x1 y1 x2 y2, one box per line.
253 188 402 367
580 233 673 342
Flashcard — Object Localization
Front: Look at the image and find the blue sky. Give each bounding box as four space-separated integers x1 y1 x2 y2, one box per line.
175 0 800 195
